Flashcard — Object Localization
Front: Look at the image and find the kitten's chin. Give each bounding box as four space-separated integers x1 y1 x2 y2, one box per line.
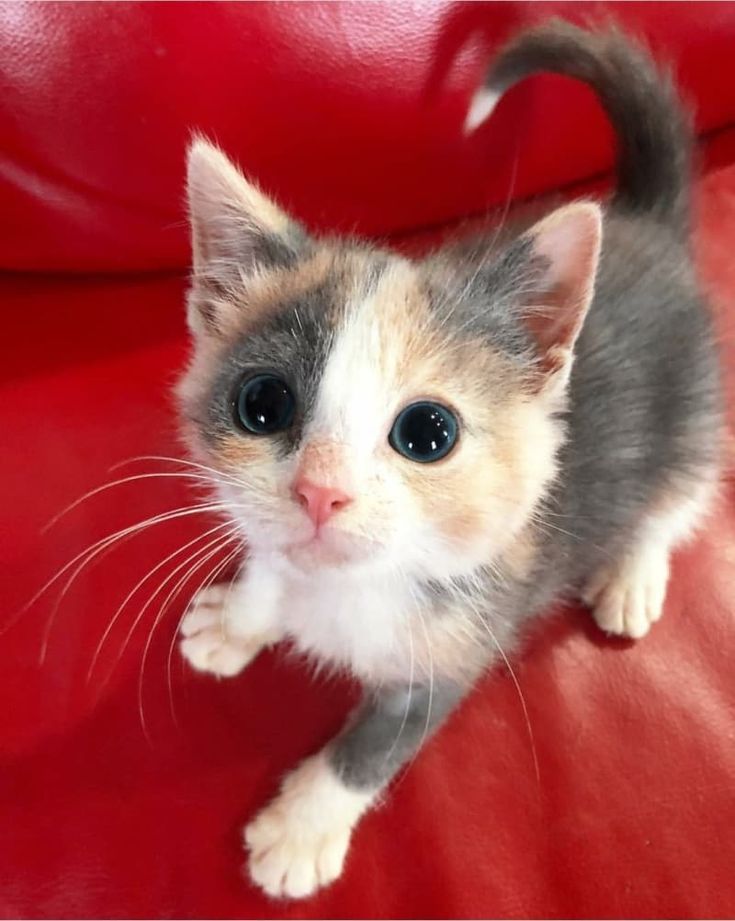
282 529 382 571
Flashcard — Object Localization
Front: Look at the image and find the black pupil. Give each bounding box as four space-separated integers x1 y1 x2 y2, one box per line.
237 375 294 434
391 402 457 462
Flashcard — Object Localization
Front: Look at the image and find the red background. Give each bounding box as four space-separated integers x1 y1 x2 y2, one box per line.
1 2 735 918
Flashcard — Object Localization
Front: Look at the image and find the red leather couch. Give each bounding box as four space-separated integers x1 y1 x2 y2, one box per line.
2 3 735 917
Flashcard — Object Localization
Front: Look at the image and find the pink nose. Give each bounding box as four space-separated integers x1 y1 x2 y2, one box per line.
292 477 352 528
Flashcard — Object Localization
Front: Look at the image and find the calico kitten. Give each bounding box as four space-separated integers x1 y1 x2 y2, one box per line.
176 20 721 899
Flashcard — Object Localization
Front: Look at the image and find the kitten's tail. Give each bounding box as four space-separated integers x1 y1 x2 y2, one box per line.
467 19 692 227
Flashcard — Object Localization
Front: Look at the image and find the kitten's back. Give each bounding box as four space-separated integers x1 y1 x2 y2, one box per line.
489 24 720 596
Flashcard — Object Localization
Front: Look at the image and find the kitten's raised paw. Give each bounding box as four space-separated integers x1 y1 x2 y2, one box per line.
244 754 372 900
583 546 669 639
179 585 275 677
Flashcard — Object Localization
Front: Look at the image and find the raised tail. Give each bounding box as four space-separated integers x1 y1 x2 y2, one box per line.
467 19 693 227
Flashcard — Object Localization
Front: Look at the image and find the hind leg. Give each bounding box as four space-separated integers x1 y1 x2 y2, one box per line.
582 476 715 639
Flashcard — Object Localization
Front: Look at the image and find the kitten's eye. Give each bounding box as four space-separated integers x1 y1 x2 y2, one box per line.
389 401 458 463
234 374 295 435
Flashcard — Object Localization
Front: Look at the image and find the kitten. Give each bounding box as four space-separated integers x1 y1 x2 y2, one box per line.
176 20 721 900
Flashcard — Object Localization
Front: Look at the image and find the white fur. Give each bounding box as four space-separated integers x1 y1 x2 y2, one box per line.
464 88 501 133
277 565 418 682
310 261 414 454
179 550 426 683
297 261 467 576
244 751 374 899
180 548 485 684
180 571 282 676
583 541 670 638
584 478 716 638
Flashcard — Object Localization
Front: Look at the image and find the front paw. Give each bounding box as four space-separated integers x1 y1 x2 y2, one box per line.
243 754 373 900
179 585 276 677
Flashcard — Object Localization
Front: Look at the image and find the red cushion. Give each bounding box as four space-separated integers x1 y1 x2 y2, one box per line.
3 1 735 271
2 162 735 920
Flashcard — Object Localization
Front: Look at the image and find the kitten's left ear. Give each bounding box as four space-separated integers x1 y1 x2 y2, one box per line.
186 138 306 333
522 202 602 402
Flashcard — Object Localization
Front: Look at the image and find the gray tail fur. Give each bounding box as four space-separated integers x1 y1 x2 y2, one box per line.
468 19 692 226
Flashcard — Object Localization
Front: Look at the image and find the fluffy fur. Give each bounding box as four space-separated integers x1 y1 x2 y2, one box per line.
177 20 722 899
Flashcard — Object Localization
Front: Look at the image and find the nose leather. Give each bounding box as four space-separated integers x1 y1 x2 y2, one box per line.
293 477 352 528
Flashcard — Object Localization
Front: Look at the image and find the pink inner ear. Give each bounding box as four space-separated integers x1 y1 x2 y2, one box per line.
524 203 602 364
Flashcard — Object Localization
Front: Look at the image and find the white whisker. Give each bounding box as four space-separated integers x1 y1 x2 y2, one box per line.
387 603 435 797
41 472 232 534
96 523 242 692
467 600 540 787
86 518 237 682
383 604 415 769
165 551 247 729
138 535 243 742
35 502 238 662
31 502 238 661
110 454 249 490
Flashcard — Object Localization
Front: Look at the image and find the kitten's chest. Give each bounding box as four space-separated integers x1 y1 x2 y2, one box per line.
274 569 488 685
277 572 414 683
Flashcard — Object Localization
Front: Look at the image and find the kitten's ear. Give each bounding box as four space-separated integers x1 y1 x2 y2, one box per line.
522 202 602 401
186 138 305 332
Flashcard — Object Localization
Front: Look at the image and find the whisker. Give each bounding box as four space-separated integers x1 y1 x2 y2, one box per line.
23 502 230 629
530 513 612 559
467 601 540 788
41 472 230 534
110 455 248 490
138 535 243 742
453 150 521 309
388 603 435 797
219 556 247 634
393 568 434 793
383 604 415 769
165 550 246 730
35 502 236 662
415 607 435 760
86 518 237 682
94 523 242 692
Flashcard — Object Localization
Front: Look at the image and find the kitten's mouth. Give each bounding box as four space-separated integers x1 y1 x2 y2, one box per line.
284 527 377 568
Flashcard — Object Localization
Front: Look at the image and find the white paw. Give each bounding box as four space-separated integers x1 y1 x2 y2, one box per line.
243 754 373 900
583 545 669 639
179 585 275 677
245 802 351 900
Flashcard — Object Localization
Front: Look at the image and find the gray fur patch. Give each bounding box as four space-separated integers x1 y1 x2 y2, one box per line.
202 253 386 455
424 235 548 364
330 681 467 791
203 282 337 454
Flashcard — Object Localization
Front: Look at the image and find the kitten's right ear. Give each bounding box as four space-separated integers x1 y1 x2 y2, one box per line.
186 138 305 333
520 202 602 404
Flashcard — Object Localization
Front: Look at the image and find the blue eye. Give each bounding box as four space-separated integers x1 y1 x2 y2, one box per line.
235 374 295 435
389 401 458 463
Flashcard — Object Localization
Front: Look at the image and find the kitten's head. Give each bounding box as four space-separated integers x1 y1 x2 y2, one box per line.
178 139 601 581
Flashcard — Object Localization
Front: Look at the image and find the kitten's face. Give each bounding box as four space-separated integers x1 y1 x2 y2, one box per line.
179 141 600 581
